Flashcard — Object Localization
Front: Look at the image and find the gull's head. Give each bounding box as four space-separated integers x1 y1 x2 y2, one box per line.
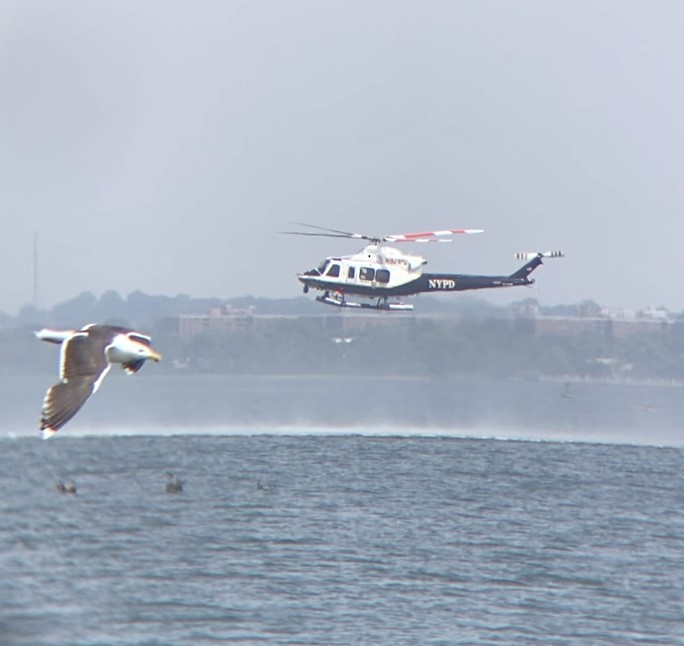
108 333 162 364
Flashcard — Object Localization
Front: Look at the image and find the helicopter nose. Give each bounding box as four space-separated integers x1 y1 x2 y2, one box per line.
297 273 313 293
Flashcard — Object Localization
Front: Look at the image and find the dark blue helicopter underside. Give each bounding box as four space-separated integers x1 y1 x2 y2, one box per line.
302 273 534 297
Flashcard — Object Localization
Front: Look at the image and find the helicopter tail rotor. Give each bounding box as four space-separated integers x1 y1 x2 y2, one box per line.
509 250 564 280
514 251 564 261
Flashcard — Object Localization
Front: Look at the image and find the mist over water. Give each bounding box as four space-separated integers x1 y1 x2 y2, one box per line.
2 374 684 447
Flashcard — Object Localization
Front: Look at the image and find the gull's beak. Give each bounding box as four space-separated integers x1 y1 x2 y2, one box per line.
148 350 162 362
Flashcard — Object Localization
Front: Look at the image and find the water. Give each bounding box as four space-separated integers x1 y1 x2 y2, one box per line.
2 433 684 645
2 377 684 644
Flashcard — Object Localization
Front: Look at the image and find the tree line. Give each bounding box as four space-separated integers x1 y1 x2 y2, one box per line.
2 289 683 381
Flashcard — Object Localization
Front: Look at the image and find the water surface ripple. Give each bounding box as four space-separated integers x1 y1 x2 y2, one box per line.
1 434 683 645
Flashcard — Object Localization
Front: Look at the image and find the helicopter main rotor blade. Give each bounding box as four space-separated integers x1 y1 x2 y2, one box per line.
290 222 370 239
384 228 484 242
401 238 454 243
281 223 483 244
282 222 381 241
279 231 359 239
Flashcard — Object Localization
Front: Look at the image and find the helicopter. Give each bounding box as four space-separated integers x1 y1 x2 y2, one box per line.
283 223 563 311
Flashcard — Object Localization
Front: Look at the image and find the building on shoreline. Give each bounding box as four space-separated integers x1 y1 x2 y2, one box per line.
164 301 683 342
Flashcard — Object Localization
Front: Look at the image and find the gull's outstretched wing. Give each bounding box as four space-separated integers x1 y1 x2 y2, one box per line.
41 332 111 436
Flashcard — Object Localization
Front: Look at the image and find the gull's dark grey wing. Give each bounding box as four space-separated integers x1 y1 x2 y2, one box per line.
41 377 99 432
41 331 111 433
58 332 109 381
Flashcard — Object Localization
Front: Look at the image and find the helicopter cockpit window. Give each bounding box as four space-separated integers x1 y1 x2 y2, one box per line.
326 264 340 277
347 267 355 279
376 269 390 284
317 260 330 274
359 267 375 281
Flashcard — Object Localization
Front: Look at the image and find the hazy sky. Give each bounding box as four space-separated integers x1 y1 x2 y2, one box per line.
2 1 683 314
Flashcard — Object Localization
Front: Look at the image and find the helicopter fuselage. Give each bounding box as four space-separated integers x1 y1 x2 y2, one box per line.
297 244 538 301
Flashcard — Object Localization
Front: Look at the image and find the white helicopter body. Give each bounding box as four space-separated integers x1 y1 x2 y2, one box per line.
284 224 563 311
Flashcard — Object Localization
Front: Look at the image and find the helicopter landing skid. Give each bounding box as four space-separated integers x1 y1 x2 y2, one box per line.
316 293 413 311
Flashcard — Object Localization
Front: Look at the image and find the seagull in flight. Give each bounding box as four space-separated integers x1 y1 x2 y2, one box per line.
36 324 162 437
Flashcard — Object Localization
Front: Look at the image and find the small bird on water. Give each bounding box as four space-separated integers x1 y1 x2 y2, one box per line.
256 479 276 492
165 472 183 493
55 480 77 495
35 324 162 437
